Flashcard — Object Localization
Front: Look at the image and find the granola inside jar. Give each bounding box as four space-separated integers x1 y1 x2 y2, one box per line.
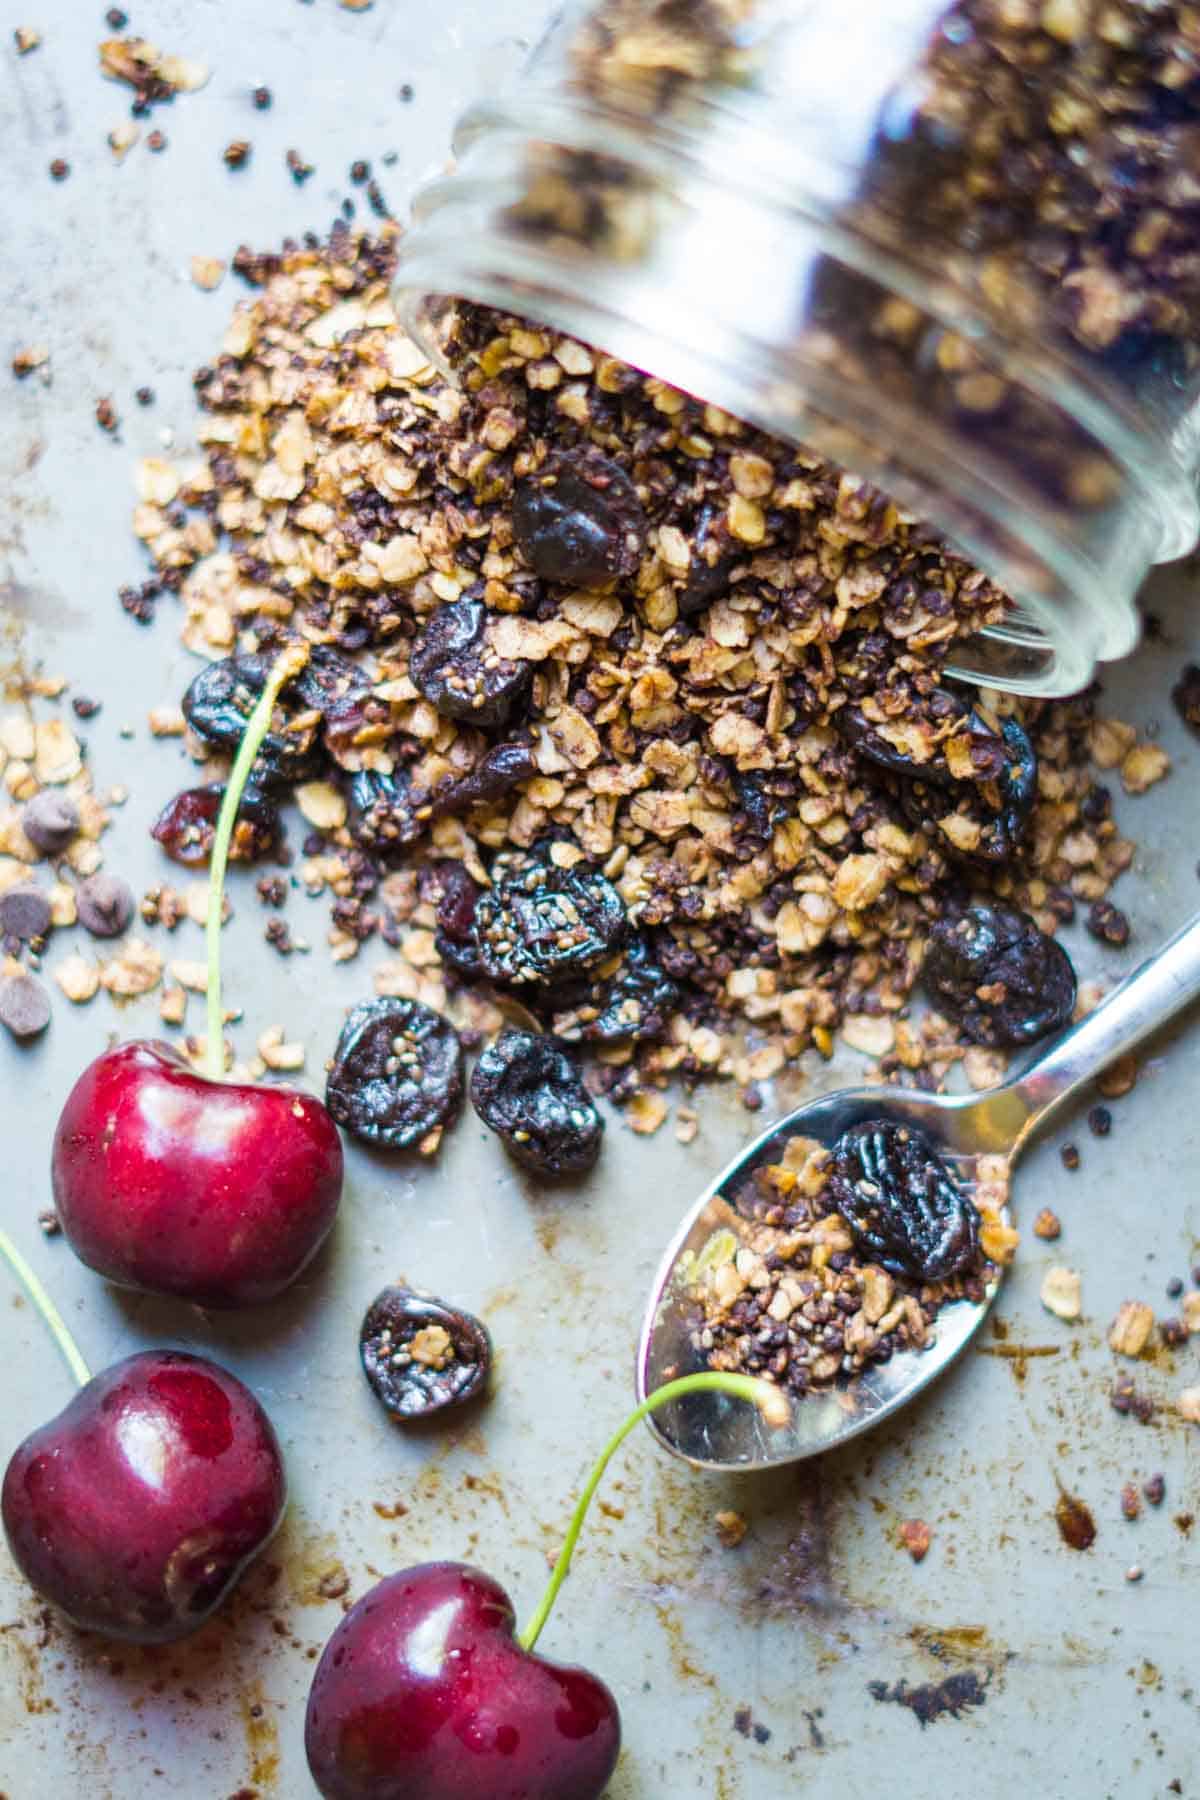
396 0 1200 697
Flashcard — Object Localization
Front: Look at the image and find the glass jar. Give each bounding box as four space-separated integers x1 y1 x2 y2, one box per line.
394 0 1200 697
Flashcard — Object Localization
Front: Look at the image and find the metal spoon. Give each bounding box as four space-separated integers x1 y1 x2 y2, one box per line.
637 911 1200 1471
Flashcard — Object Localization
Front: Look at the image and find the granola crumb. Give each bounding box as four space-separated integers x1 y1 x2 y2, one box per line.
190 255 227 292
1040 1265 1082 1322
1109 1300 1155 1359
1032 1208 1061 1241
898 1519 932 1563
714 1510 747 1548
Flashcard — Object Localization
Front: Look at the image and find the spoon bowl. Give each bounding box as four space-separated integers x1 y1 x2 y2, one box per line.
638 911 1200 1469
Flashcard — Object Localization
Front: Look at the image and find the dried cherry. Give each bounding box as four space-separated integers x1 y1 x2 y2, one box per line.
511 450 646 588
923 904 1076 1048
182 652 322 787
474 859 627 989
359 1286 491 1421
553 939 680 1042
842 701 1037 863
292 644 372 756
150 782 279 866
408 600 532 727
432 862 486 979
325 998 464 1150
469 1028 603 1177
344 768 421 859
426 741 536 821
678 500 739 615
829 1120 981 1282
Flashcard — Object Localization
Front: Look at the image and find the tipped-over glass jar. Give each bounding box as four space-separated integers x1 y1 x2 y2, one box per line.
395 0 1200 697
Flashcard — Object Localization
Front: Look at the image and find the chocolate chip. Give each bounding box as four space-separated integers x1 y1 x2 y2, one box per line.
0 973 51 1040
76 873 135 938
22 790 80 854
0 885 52 941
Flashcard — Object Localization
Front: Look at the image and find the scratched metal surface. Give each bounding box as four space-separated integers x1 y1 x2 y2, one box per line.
2 5 1199 1796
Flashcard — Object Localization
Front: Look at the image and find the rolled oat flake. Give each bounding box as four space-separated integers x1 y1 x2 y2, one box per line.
76 872 135 939
0 972 51 1040
22 789 79 854
0 884 53 941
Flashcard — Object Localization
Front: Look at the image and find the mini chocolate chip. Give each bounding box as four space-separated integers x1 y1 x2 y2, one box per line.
0 885 52 941
0 973 51 1040
76 873 135 938
252 84 272 109
1060 1143 1080 1171
1087 1105 1112 1137
1167 1276 1184 1299
22 790 80 854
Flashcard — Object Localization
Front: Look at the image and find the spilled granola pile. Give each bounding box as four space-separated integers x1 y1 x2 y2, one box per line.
128 227 1165 1139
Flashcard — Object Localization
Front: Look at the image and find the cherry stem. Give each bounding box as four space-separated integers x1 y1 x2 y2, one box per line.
0 1228 91 1389
205 644 309 1079
517 1372 789 1653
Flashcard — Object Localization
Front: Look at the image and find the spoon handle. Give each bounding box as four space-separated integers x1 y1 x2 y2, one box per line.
1006 909 1200 1148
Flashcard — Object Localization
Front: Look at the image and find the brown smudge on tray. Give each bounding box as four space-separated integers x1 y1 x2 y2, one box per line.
976 1342 1061 1389
275 1519 351 1608
239 1682 280 1792
1055 1488 1098 1551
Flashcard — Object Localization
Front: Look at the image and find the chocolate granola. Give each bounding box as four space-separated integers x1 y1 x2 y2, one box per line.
130 230 1157 1131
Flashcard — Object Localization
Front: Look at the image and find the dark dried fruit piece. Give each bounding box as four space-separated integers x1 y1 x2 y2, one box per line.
426 741 536 821
408 600 532 728
553 939 680 1043
291 644 372 756
326 998 463 1150
182 652 322 787
842 701 1037 863
344 768 421 860
1171 663 1200 735
923 904 1076 1048
829 1121 981 1282
151 783 280 866
359 1286 491 1421
432 862 486 979
511 450 646 588
469 1028 603 1177
678 500 739 615
475 860 627 989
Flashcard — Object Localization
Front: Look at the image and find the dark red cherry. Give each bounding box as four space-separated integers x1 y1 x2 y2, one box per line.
51 1040 343 1308
2 1349 286 1643
304 1561 621 1800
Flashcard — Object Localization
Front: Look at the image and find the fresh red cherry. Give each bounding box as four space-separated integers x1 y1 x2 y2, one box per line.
52 1039 343 1307
305 1374 790 1800
3 1347 286 1643
305 1561 620 1800
49 645 344 1309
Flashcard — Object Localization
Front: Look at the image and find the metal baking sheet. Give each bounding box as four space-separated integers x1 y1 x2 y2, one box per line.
2 4 1198 1795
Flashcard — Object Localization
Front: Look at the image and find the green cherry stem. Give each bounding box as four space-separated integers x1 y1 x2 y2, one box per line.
0 1228 91 1388
205 644 309 1079
517 1372 789 1653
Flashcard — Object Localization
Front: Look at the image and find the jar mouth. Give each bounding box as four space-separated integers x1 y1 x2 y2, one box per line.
396 106 1167 699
